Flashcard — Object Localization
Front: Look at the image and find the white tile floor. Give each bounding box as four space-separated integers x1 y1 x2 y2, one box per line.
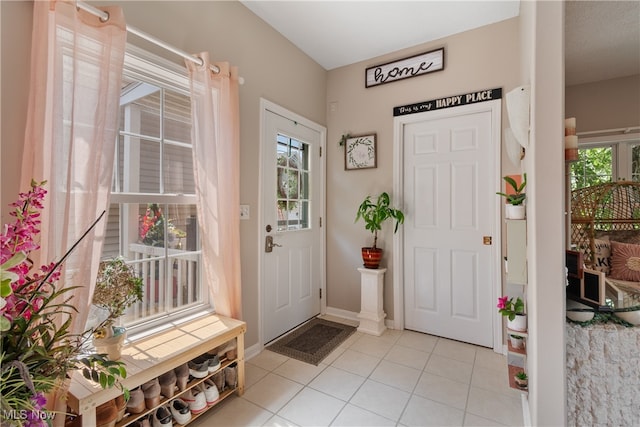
190 323 525 427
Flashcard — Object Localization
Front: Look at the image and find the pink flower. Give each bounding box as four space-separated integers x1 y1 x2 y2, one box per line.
497 296 508 310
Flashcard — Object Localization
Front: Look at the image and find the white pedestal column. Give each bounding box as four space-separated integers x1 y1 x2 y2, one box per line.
357 267 387 336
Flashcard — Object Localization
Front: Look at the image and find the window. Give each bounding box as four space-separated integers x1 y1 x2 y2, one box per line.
276 134 310 231
571 135 640 190
102 46 206 330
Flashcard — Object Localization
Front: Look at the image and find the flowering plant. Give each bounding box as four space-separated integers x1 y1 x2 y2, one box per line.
1 181 127 426
139 204 165 246
497 296 525 321
138 204 185 248
92 257 143 336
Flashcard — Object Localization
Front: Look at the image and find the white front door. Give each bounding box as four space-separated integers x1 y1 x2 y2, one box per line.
261 101 325 344
402 102 499 347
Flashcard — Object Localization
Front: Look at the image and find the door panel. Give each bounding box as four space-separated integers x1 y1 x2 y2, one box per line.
403 108 495 347
262 109 322 343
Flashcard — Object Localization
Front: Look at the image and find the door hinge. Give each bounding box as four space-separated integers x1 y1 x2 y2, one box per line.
319 146 322 157
319 217 322 227
319 288 322 299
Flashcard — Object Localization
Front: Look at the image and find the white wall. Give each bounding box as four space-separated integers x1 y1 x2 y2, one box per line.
521 1 566 425
326 18 522 319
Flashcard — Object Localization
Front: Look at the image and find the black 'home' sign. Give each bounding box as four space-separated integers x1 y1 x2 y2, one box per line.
365 47 444 88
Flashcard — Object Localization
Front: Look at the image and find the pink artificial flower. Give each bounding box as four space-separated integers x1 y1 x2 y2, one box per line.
497 296 508 310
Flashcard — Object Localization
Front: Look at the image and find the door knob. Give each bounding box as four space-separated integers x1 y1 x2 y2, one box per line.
265 235 282 253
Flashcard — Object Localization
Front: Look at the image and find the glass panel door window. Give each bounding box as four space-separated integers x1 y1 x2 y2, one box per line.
277 134 310 231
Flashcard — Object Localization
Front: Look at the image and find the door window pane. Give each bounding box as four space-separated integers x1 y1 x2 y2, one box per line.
276 134 310 231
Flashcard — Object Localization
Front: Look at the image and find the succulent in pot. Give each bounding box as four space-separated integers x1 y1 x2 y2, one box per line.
355 192 405 269
514 370 528 389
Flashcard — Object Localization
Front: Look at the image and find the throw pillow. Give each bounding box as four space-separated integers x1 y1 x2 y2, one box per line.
592 238 611 275
609 240 640 282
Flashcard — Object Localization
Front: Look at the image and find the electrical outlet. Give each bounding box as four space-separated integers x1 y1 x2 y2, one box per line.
240 205 250 220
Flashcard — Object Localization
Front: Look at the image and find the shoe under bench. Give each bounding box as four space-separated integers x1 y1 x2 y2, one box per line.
67 314 246 426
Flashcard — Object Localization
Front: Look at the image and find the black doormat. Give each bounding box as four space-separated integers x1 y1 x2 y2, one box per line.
266 318 356 365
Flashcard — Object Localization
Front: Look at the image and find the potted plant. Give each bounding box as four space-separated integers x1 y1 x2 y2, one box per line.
514 371 528 389
92 257 143 359
497 295 527 332
355 192 405 269
496 173 527 219
509 334 525 349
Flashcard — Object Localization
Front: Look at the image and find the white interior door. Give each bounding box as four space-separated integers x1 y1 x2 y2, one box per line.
403 103 497 347
261 104 324 344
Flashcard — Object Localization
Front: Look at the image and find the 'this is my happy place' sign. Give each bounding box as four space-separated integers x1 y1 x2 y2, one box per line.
365 48 444 88
393 88 502 117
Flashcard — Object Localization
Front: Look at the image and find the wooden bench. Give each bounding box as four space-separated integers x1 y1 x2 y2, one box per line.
67 314 246 426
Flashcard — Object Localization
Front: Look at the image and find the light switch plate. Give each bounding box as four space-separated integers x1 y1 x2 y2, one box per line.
240 205 250 220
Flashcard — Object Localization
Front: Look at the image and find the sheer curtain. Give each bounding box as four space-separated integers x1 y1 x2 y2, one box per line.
20 1 126 418
186 53 242 319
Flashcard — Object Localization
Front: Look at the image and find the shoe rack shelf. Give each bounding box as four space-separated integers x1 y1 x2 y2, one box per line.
117 357 239 427
67 314 246 427
505 219 528 394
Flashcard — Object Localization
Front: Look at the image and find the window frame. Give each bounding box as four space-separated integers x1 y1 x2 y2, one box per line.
575 132 640 188
108 45 211 336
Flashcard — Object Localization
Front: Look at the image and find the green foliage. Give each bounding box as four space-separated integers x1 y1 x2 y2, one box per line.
92 257 143 326
570 147 612 189
515 371 528 381
355 192 405 249
496 173 527 205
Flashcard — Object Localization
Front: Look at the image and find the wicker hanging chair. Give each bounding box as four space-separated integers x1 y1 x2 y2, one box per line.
571 181 640 268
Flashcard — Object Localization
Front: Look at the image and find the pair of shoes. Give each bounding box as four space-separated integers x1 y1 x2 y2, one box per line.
126 387 146 414
211 369 225 392
225 362 238 389
182 388 207 415
158 370 177 398
174 363 189 391
169 398 191 424
216 340 237 360
96 399 117 427
188 359 209 379
130 414 151 427
197 379 219 406
193 353 221 373
114 394 126 422
142 378 161 409
152 405 172 427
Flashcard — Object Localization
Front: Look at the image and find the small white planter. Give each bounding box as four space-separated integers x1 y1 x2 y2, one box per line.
506 204 526 219
507 313 527 332
509 334 525 349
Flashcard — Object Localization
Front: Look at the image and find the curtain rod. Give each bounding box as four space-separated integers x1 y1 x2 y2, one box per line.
577 126 640 137
75 1 221 74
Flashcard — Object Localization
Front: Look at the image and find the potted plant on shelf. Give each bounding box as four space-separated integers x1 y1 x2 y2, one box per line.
509 334 525 349
514 371 528 390
92 257 143 360
496 173 527 219
355 192 405 269
497 295 527 332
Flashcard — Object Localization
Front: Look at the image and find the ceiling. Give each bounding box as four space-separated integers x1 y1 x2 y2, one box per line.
241 0 640 86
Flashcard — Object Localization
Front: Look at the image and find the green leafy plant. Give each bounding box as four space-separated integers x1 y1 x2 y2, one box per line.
355 192 405 249
1 181 128 422
92 257 143 334
496 173 527 205
515 371 528 381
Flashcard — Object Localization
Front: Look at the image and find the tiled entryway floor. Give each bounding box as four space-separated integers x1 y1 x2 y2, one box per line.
191 320 525 427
